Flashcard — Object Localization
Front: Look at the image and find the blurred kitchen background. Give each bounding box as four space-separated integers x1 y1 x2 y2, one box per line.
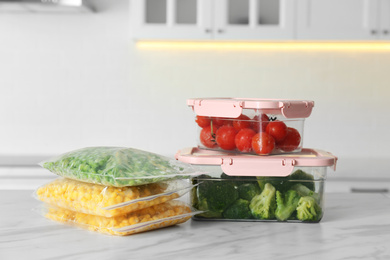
0 0 389 193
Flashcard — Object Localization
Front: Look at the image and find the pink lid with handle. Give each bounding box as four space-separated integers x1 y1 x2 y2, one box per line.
187 98 314 118
175 147 337 177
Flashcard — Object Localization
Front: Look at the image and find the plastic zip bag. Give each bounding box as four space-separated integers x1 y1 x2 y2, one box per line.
40 147 203 187
35 178 194 217
41 200 198 236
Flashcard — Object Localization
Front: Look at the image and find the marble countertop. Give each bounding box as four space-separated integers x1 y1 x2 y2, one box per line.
1 191 390 260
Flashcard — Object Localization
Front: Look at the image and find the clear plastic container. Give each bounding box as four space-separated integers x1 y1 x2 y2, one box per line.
175 147 337 223
40 146 203 187
35 178 194 217
187 98 314 155
40 200 196 236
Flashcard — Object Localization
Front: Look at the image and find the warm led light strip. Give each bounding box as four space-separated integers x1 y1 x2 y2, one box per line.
136 41 390 51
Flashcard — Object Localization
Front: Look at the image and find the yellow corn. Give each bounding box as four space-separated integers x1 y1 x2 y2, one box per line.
36 178 180 217
45 200 192 236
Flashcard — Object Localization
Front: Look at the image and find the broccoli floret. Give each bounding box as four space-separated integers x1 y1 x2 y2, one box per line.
249 183 276 219
289 169 315 191
257 177 290 192
296 196 322 222
197 179 238 212
196 197 223 218
257 169 315 192
222 199 252 219
275 190 300 221
291 183 320 202
238 183 261 201
221 172 257 188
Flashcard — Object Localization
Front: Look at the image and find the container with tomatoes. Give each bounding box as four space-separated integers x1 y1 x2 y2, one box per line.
188 98 314 155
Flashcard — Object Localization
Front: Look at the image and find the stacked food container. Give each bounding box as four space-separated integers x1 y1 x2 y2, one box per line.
176 98 338 223
35 147 201 235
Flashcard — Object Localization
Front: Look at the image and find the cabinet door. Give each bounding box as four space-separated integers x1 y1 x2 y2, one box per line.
213 0 295 40
297 0 379 40
131 0 213 40
379 0 390 39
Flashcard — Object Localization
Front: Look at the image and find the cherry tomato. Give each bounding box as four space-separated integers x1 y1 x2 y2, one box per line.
277 127 301 152
252 113 269 132
235 128 256 152
233 115 251 131
251 132 275 155
195 116 211 128
213 117 232 127
266 120 287 142
216 125 237 150
200 125 218 148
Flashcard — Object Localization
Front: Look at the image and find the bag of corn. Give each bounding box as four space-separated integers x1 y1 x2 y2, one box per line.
42 200 197 236
35 178 194 217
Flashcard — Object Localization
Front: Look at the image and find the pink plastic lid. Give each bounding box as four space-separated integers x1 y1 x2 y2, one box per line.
187 98 314 118
175 147 337 177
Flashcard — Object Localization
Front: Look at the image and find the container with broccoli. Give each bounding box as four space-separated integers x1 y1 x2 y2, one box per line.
190 169 325 223
176 147 337 223
191 169 324 222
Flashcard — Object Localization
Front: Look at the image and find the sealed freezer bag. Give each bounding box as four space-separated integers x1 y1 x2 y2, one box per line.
35 178 193 217
42 200 195 236
41 147 202 187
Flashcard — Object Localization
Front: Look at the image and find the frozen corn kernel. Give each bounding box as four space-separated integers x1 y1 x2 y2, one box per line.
36 178 180 217
44 200 192 236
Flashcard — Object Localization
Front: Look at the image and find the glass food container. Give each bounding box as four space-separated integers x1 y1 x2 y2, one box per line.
187 98 314 155
175 147 337 223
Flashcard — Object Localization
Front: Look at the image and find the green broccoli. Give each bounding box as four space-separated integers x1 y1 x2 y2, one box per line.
289 169 315 191
257 176 289 192
249 183 276 219
222 199 252 219
238 183 261 201
296 196 322 222
197 179 239 212
196 197 223 218
291 183 320 202
257 169 315 192
275 190 300 221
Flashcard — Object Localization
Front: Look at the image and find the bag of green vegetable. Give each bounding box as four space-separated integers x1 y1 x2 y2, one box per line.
40 147 203 187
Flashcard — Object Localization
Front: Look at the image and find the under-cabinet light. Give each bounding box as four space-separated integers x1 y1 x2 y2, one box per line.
136 41 390 51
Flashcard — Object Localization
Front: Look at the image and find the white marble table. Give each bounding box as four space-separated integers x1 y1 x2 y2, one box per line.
1 191 389 260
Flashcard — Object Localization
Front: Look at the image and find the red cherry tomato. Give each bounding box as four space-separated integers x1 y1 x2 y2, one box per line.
216 125 237 150
252 113 269 132
233 115 251 131
251 132 275 155
195 116 211 128
200 125 218 148
235 128 256 152
266 120 288 142
213 117 232 127
277 127 301 152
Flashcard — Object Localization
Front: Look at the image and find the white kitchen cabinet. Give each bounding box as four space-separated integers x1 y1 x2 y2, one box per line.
213 0 295 40
131 0 213 40
297 0 390 40
379 0 390 39
131 0 295 40
131 0 390 41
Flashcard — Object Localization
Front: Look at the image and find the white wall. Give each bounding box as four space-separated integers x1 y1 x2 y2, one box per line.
0 0 389 179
